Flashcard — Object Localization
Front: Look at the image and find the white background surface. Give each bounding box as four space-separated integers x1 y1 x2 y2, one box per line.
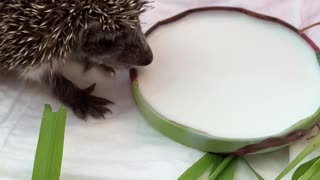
1 1 320 180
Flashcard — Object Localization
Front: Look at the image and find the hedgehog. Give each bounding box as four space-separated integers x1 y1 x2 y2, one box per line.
0 0 153 119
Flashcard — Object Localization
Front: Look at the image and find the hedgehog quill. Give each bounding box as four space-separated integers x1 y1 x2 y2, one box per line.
0 0 153 119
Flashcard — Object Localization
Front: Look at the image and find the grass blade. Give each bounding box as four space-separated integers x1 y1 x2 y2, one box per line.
242 158 264 180
216 158 239 180
178 153 224 180
275 135 320 180
292 156 320 180
299 158 320 180
209 155 235 180
32 105 67 180
209 155 225 173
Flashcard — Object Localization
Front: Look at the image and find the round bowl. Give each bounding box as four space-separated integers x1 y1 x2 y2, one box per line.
131 7 320 155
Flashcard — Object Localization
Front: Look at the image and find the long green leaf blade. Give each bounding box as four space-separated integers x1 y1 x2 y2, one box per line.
275 135 320 180
292 156 320 180
216 158 238 180
32 105 67 180
209 155 235 180
210 155 225 173
178 153 224 180
299 158 320 180
242 158 264 180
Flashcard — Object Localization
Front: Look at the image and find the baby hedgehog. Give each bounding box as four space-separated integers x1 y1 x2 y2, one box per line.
0 0 153 119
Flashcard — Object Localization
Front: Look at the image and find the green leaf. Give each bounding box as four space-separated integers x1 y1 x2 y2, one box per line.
275 135 320 180
299 158 320 180
210 154 225 174
216 158 239 180
292 156 320 180
178 153 224 180
242 158 264 180
32 105 67 180
209 155 236 180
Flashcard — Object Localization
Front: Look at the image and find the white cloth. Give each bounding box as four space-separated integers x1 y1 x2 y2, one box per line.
0 1 320 179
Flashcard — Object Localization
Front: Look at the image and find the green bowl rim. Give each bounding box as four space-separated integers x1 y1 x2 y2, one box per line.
131 6 320 155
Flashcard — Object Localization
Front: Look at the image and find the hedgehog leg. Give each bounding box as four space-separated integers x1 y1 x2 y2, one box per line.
100 64 116 76
42 72 113 120
83 62 116 76
83 62 94 72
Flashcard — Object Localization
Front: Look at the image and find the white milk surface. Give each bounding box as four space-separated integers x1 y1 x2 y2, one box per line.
137 11 320 139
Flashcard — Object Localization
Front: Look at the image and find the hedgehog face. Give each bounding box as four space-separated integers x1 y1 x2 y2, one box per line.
79 24 153 68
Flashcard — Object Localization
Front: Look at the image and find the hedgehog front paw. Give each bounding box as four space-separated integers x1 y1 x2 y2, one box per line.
100 64 116 76
83 62 116 76
71 83 113 120
83 62 94 72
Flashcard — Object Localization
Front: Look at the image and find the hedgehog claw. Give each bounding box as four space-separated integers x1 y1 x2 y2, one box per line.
101 65 116 76
83 62 116 76
71 84 113 120
83 62 94 73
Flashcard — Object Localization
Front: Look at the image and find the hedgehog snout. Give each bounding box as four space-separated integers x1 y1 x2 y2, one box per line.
139 48 153 66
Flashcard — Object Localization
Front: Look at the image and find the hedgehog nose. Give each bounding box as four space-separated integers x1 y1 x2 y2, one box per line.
140 51 153 66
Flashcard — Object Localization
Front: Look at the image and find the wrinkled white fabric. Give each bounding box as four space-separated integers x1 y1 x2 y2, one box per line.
0 1 319 180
